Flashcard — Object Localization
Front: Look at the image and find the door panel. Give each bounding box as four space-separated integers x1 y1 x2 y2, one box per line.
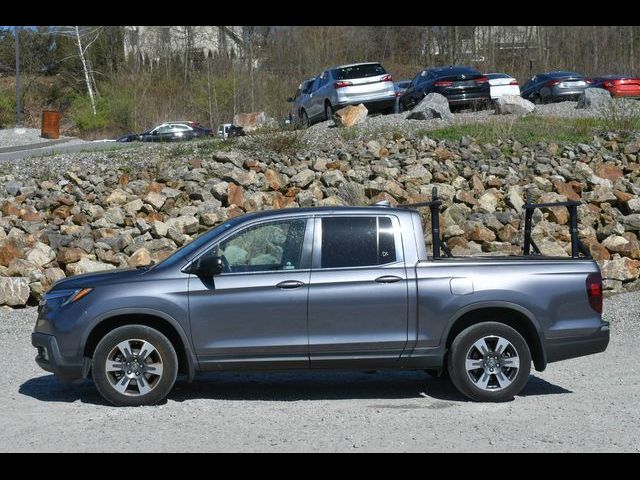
189 270 310 369
308 216 409 367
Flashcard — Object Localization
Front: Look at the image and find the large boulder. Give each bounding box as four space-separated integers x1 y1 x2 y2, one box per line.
0 277 30 306
577 88 611 109
333 104 368 128
494 95 535 115
232 111 272 132
66 258 116 276
405 93 452 120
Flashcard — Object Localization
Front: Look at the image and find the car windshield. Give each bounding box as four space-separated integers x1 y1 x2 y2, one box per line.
486 73 510 79
548 71 583 78
333 64 386 80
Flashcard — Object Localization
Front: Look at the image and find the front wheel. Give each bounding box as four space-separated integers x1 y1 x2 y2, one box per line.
300 109 310 129
448 322 531 402
92 325 178 407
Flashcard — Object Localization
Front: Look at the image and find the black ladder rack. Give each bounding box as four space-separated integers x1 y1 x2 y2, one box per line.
391 187 591 260
523 191 590 259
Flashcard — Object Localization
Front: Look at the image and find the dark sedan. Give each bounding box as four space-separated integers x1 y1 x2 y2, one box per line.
118 122 212 143
399 66 491 111
521 71 592 104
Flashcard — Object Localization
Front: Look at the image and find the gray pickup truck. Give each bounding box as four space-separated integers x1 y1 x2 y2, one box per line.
32 191 609 406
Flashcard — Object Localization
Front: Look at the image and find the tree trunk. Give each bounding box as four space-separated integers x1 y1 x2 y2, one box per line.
74 26 97 116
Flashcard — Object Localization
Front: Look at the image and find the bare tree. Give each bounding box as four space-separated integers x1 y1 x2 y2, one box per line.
55 26 102 115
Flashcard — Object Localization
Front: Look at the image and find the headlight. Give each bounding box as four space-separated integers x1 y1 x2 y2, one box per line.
43 288 93 309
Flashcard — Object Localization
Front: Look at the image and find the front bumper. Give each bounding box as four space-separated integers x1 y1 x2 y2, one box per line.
32 332 87 383
545 321 610 363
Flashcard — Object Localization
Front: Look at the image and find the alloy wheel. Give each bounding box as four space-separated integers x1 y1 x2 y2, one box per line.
105 339 164 396
464 335 520 391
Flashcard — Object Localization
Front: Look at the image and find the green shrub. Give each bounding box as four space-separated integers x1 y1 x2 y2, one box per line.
0 89 16 128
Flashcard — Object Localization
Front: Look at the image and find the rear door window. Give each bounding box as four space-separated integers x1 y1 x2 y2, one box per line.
320 216 398 269
333 64 386 80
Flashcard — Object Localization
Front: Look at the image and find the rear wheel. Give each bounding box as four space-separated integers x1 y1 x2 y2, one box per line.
448 322 531 402
324 102 333 122
92 325 178 407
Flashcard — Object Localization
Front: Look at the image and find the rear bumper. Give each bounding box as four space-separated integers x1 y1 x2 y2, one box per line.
446 92 491 105
335 97 396 112
545 321 610 363
32 332 87 383
550 89 585 101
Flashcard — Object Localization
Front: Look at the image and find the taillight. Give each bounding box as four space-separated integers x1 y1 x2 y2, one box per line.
475 76 489 84
380 74 393 82
586 273 603 314
435 80 453 87
545 80 561 87
334 81 353 89
509 80 519 86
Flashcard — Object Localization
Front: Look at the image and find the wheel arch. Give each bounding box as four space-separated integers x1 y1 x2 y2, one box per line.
82 308 197 381
442 302 546 372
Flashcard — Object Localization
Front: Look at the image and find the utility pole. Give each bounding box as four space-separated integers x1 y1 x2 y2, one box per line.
15 25 21 127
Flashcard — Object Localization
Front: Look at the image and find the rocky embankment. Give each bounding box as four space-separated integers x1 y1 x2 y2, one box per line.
2 131 640 306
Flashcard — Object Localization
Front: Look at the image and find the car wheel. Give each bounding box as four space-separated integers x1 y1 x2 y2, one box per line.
448 322 531 402
92 325 178 407
301 110 310 128
324 102 333 122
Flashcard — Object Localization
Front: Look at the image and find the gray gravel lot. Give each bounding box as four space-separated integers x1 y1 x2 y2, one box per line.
0 128 78 150
0 292 638 452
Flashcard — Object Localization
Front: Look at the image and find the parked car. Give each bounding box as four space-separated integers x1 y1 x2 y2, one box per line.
485 73 521 99
33 192 608 406
118 122 211 143
521 71 592 104
287 78 315 127
298 62 396 127
399 65 491 111
138 123 197 142
589 75 640 98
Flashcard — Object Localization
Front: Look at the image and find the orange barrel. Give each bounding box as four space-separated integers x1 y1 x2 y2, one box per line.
41 110 61 139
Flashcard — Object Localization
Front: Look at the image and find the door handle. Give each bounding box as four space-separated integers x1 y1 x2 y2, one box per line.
276 280 305 289
375 275 402 284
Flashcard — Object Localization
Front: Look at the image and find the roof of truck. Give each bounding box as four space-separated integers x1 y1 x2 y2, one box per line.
228 205 411 222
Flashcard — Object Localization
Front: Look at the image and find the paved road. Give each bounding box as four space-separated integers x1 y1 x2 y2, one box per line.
0 292 638 452
0 140 132 163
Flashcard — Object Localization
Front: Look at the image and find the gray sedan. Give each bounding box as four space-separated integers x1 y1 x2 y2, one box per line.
521 71 592 103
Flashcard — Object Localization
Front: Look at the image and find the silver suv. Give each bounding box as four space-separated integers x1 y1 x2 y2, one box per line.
287 78 315 127
299 62 396 127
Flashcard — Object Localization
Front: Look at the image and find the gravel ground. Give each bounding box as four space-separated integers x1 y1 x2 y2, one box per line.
0 292 638 452
0 128 79 149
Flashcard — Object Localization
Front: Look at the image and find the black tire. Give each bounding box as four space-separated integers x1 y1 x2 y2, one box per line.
448 322 531 402
324 102 333 121
92 325 178 407
300 109 309 128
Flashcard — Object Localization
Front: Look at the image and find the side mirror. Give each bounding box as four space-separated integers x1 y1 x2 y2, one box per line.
287 97 294 102
191 255 224 277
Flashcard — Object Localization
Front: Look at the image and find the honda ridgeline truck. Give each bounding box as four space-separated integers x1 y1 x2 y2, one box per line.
32 191 609 406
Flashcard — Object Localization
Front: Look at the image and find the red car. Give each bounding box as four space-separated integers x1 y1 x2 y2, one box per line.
591 75 640 98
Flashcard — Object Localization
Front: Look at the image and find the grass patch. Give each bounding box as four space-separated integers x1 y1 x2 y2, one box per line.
422 115 602 145
242 130 307 155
